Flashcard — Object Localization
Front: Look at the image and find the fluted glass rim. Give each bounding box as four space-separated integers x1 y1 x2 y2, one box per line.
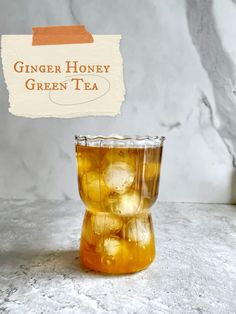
75 135 165 147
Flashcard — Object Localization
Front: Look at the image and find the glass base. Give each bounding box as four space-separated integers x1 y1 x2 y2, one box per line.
79 210 156 274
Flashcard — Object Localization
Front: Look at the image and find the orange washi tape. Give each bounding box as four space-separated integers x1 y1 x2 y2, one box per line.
32 25 94 46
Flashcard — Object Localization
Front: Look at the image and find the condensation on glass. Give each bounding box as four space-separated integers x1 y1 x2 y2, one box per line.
75 135 165 274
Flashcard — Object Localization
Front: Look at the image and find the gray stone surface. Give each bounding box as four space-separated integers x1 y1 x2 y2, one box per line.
0 200 235 313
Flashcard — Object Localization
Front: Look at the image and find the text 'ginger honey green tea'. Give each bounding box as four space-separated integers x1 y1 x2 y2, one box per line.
75 135 165 274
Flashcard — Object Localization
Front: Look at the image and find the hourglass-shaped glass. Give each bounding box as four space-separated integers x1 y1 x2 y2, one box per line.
75 135 165 274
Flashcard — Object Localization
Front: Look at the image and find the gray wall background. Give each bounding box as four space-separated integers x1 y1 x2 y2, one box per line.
0 0 236 203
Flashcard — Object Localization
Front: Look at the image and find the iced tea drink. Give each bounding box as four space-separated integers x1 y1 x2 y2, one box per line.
75 135 164 274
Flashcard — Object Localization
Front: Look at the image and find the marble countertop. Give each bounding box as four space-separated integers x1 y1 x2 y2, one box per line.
0 200 235 314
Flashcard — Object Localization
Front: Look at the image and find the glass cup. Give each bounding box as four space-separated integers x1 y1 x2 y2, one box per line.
75 135 165 274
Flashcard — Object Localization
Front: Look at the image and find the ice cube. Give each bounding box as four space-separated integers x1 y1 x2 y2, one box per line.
91 212 123 235
104 162 135 194
96 237 121 256
81 171 108 202
81 213 99 245
104 150 136 169
124 216 151 245
111 192 141 216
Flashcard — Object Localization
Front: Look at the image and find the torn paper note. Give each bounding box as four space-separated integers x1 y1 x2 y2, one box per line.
1 35 125 118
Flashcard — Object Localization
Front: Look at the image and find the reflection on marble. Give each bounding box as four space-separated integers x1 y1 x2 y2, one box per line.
0 200 236 313
0 0 236 202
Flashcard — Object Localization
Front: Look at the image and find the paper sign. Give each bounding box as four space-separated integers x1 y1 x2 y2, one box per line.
1 35 125 118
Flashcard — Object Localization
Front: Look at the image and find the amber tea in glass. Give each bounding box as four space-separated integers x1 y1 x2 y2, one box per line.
75 135 165 274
